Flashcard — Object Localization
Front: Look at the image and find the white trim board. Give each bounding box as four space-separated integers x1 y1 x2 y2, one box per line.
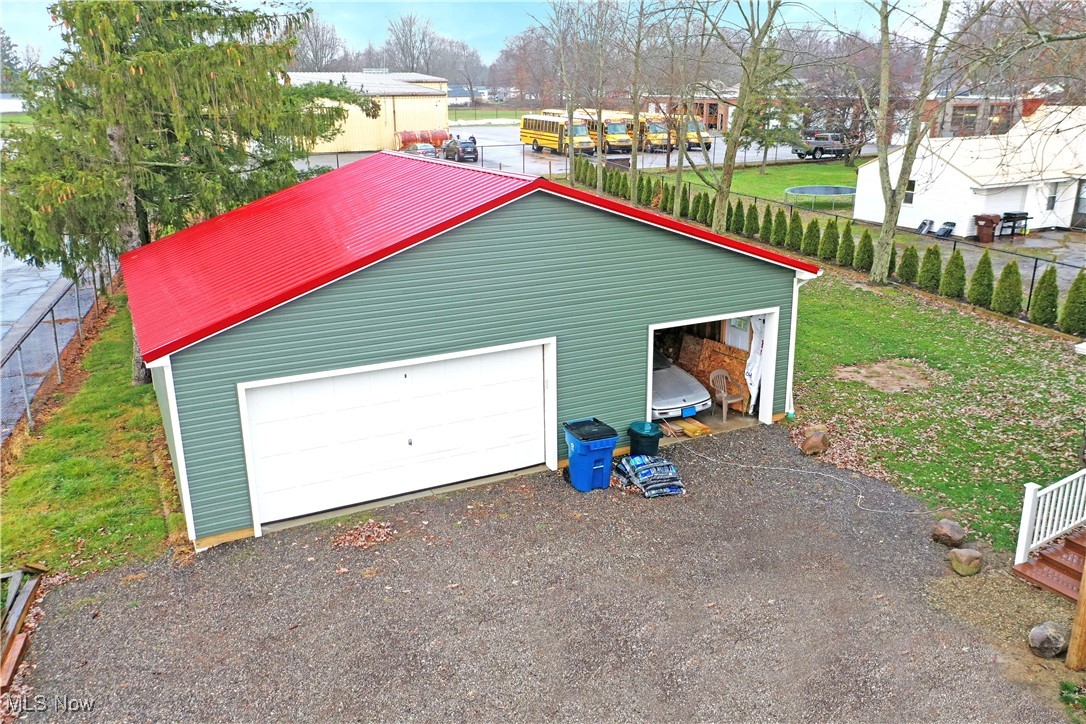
236 337 559 538
646 307 781 426
158 355 198 542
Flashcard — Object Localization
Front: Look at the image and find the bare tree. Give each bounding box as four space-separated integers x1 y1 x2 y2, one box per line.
386 14 437 73
290 15 344 71
431 38 488 102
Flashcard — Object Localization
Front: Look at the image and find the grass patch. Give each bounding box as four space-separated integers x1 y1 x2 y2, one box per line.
1061 681 1086 723
0 112 34 134
0 296 181 575
450 107 529 122
647 161 859 212
793 274 1086 550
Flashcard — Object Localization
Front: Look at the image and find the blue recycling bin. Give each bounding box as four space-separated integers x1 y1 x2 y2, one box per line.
563 418 619 492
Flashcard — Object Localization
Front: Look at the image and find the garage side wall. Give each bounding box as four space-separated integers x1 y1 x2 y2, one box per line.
170 192 798 538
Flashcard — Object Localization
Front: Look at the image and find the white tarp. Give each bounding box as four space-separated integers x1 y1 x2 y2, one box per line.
744 314 766 414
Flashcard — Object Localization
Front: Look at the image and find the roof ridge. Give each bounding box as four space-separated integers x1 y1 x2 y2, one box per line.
378 150 540 181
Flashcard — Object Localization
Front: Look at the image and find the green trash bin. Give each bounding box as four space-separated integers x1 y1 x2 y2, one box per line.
628 421 663 456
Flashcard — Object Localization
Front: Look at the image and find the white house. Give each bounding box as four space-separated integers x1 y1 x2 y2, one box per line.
854 105 1086 236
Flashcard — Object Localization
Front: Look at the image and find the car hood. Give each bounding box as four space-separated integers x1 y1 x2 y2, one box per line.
652 365 711 409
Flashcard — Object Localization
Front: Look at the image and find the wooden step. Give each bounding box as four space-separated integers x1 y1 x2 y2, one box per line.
1013 559 1081 602
1065 532 1086 556
1037 545 1084 579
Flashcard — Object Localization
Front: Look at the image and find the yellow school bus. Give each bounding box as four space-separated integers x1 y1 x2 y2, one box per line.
520 114 595 155
631 113 672 152
678 118 713 151
543 108 633 154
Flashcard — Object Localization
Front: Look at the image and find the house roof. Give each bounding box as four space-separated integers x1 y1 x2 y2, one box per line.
861 105 1086 186
287 71 445 97
122 152 819 363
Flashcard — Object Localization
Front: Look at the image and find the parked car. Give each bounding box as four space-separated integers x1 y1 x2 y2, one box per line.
791 131 847 160
442 138 479 162
651 352 712 420
403 143 439 158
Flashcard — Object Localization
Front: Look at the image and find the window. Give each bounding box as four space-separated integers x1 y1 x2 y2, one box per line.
904 179 916 205
950 105 979 134
1046 182 1058 211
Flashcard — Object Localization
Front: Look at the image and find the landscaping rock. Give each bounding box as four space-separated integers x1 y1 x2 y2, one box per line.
1028 621 1069 658
932 519 967 547
948 548 982 576
800 431 830 456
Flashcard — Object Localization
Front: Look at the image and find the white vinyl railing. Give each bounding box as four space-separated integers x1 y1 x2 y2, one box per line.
1015 468 1086 565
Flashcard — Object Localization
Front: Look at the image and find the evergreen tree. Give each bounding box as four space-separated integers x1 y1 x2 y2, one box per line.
726 201 734 230
732 199 745 233
680 186 690 218
772 209 788 247
1059 270 1086 335
1028 267 1059 327
888 243 897 277
967 251 995 308
653 179 662 205
836 230 855 267
802 219 821 256
817 218 839 261
896 246 919 284
855 230 875 272
622 173 630 199
662 184 672 213
787 210 803 250
917 246 943 292
745 201 761 237
691 193 703 222
761 206 773 241
991 261 1023 315
698 193 711 224
940 249 967 298
708 198 716 226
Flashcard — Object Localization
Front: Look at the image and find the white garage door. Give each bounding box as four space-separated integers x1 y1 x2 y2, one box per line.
243 345 546 524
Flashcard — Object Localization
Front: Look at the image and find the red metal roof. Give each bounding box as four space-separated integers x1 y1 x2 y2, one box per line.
122 152 819 362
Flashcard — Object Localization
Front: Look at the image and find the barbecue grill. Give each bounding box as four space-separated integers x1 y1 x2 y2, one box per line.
999 211 1031 237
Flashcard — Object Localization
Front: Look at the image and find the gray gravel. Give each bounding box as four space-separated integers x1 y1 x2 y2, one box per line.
25 427 1061 722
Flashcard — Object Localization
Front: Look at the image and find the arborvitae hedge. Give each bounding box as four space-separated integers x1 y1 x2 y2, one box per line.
725 201 733 230
745 201 761 237
787 210 803 250
855 230 874 272
761 206 773 241
661 184 672 213
653 179 662 206
992 261 1023 315
802 219 821 256
680 186 690 218
888 243 897 277
772 209 787 247
1059 270 1086 335
836 230 855 267
708 198 716 227
967 251 994 308
732 199 745 233
698 193 711 224
1028 266 1059 327
918 246 942 292
940 249 967 298
817 219 839 261
691 193 703 222
897 246 919 284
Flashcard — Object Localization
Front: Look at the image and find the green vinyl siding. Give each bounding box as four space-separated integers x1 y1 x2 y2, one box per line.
169 191 798 538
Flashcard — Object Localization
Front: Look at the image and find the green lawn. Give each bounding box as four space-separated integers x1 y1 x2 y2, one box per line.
647 161 860 212
450 107 528 122
793 273 1086 550
0 112 33 133
0 297 184 575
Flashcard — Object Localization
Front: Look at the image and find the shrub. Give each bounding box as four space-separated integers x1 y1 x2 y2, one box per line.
802 219 821 256
917 246 942 292
761 206 773 241
855 230 874 272
725 201 733 230
888 243 897 277
745 201 761 237
732 199 745 233
1059 270 1086 335
940 249 967 298
699 193 711 224
991 261 1023 315
836 230 855 267
897 246 919 284
1028 266 1059 327
817 218 839 261
681 186 691 217
708 198 716 227
772 209 787 247
691 193 703 222
661 184 672 213
787 210 803 250
622 173 631 199
653 178 662 205
967 250 994 308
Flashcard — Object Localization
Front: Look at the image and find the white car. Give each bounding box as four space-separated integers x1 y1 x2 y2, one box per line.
651 352 712 420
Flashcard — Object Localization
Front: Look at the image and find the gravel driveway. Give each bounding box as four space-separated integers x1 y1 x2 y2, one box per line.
25 427 1061 722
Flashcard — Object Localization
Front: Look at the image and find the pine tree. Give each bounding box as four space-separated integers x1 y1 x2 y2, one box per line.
745 201 761 237
732 199 745 233
653 179 662 204
855 230 875 272
917 246 942 292
802 219 821 256
817 218 839 261
1028 267 1059 327
662 184 672 213
888 243 897 277
940 249 967 298
622 173 630 199
897 246 919 284
761 206 773 242
680 186 690 218
787 210 803 250
1059 270 1086 335
691 193 703 222
698 193 711 224
772 209 787 247
991 261 1023 315
726 201 734 231
836 230 855 267
967 251 995 308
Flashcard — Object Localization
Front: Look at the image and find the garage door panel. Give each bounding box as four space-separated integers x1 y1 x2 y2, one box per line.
245 345 546 524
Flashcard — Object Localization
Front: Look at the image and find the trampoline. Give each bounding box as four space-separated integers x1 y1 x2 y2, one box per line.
784 185 857 211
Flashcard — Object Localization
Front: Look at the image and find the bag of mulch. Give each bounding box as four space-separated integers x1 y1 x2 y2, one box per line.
614 455 685 497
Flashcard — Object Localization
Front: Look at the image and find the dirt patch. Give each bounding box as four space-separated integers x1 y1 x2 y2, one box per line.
927 550 1081 704
834 358 935 393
